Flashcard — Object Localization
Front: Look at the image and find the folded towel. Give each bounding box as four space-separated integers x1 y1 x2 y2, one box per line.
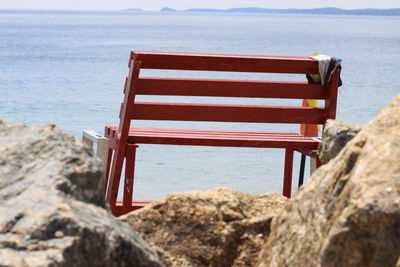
307 55 342 89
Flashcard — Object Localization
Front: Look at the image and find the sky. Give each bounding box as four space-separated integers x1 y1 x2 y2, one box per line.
1 0 399 11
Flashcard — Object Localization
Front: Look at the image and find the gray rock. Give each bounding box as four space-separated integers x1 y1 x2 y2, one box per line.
0 119 162 267
257 94 400 267
318 119 363 164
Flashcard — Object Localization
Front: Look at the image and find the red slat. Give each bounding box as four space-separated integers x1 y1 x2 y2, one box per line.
137 77 327 99
133 50 315 60
131 134 317 143
124 129 315 141
129 132 314 141
129 135 318 149
107 125 304 137
131 102 328 124
104 126 319 150
129 127 300 136
131 51 319 74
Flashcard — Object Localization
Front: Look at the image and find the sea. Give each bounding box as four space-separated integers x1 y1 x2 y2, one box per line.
0 10 399 200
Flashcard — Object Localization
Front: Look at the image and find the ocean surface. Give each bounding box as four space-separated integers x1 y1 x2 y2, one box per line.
1 10 399 200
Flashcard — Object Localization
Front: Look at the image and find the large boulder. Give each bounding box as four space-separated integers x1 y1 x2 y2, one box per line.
258 95 400 266
121 188 287 267
318 119 363 164
0 120 162 267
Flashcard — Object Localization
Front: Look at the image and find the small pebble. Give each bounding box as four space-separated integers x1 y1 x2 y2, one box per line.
55 231 64 238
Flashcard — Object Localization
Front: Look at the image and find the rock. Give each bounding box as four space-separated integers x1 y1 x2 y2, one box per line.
121 188 287 267
318 119 363 164
257 95 400 267
0 119 162 267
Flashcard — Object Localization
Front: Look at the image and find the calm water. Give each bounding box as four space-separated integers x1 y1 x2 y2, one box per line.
1 10 399 199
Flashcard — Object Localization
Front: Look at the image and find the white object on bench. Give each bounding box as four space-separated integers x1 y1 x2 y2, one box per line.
82 130 110 171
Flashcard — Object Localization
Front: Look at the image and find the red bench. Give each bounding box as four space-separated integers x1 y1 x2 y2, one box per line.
104 51 340 216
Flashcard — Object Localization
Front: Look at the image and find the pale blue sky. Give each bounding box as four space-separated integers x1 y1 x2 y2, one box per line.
1 0 399 11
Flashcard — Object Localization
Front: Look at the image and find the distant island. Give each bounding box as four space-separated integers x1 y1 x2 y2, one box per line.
160 7 177 12
124 8 143 12
133 7 400 16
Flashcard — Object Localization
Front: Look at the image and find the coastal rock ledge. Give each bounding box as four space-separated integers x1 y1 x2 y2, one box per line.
0 120 162 267
257 94 400 266
1 94 399 267
121 188 287 266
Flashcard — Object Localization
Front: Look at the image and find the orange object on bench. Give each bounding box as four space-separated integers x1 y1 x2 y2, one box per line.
104 51 340 216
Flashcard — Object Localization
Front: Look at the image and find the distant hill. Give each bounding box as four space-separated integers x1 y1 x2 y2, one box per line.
160 7 177 12
185 8 223 13
225 7 400 16
158 7 400 16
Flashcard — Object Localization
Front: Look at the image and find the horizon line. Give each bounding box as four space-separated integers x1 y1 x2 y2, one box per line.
1 6 400 12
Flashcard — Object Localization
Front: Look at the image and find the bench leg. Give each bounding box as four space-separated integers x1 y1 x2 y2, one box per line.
107 148 126 216
316 157 322 168
122 144 139 215
104 148 113 194
283 148 294 198
298 154 306 188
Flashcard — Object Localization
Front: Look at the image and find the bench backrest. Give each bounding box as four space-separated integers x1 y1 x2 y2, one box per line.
117 51 339 137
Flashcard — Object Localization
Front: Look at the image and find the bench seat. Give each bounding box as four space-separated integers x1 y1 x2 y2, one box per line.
105 126 320 149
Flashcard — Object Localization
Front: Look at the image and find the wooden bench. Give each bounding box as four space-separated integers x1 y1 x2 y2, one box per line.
102 51 340 216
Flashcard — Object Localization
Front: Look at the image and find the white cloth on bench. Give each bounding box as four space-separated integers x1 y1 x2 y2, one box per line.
309 55 342 88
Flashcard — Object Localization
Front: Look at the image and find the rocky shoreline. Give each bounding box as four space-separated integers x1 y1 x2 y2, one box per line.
1 94 399 266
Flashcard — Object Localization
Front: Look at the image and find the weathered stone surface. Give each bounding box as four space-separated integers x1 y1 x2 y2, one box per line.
121 188 287 267
318 119 363 164
258 95 400 267
0 119 162 267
